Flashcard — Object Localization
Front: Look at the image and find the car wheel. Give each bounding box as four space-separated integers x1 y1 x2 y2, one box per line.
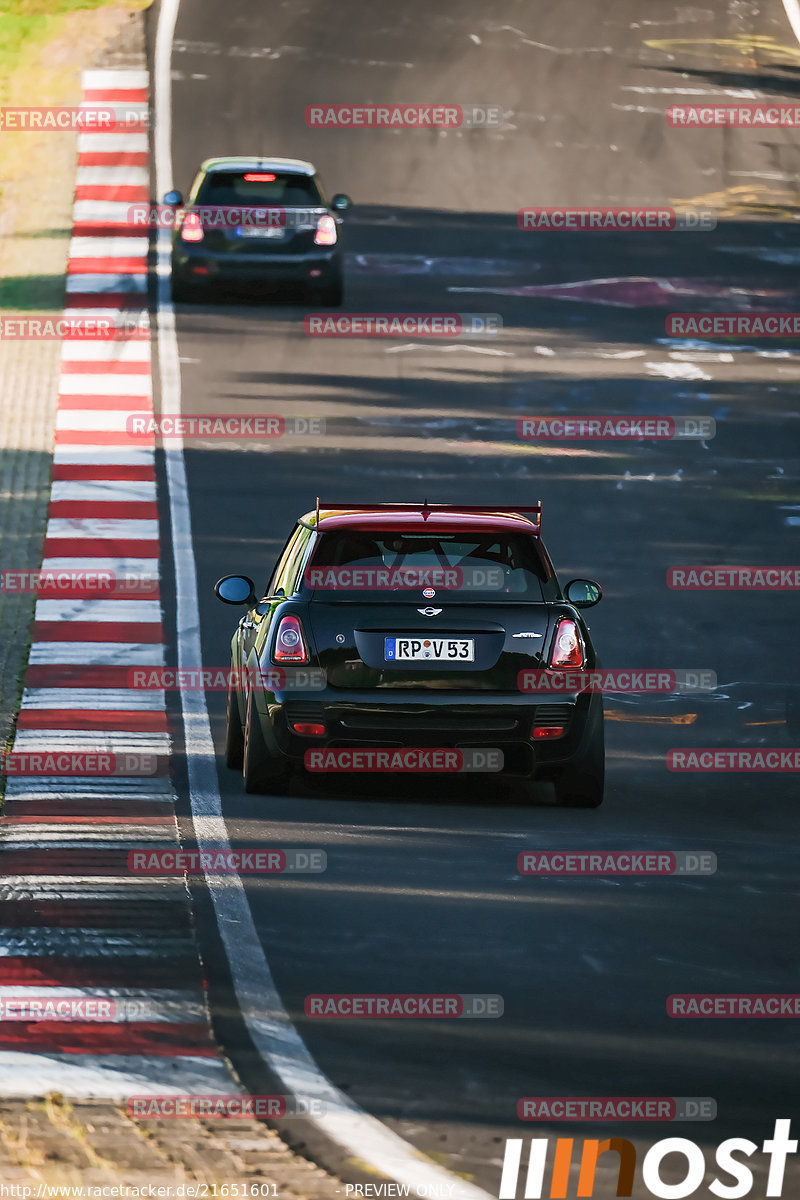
224 675 244 769
171 274 201 304
553 707 605 808
242 688 289 794
311 279 343 307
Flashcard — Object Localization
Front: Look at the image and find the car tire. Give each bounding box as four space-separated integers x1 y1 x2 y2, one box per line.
242 688 289 794
553 706 605 808
171 274 202 304
224 676 244 769
311 279 343 307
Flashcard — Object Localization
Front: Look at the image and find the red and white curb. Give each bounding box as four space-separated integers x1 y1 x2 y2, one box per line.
0 69 235 1098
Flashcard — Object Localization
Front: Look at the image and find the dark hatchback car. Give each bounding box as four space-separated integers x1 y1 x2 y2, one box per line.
215 502 605 806
165 156 350 304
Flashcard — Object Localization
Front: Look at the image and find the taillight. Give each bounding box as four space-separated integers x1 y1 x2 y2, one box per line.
314 215 337 246
549 618 584 668
273 615 308 663
532 725 565 740
292 722 325 736
180 211 204 242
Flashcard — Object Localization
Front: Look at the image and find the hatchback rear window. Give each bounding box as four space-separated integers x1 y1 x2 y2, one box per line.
304 529 546 600
194 170 323 207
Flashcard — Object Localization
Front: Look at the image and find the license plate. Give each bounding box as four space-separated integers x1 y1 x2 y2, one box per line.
235 226 285 239
384 637 475 662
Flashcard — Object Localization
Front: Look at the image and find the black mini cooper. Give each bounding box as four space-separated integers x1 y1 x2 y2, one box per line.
166 156 350 304
215 502 604 806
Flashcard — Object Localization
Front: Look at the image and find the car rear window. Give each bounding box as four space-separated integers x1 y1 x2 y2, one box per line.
194 170 323 207
304 529 547 600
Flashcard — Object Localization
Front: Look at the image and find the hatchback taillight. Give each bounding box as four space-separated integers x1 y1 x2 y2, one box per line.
273 615 308 663
180 211 204 242
314 215 337 246
292 722 325 736
532 725 565 740
549 618 585 669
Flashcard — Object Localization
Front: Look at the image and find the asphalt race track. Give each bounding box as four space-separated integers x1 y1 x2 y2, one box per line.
150 0 800 1194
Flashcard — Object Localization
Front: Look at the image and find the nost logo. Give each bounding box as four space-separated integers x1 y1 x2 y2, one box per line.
499 1119 797 1197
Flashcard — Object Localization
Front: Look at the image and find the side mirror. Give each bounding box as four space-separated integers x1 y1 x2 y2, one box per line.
215 575 257 605
163 189 184 206
564 578 602 608
331 193 351 213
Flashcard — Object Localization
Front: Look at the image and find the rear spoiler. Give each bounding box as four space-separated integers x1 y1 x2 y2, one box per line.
315 499 542 531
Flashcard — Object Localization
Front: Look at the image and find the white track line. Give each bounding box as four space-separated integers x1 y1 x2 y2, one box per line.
28 643 165 665
22 689 166 710
65 274 149 294
45 517 159 538
154 4 492 1196
41 557 160 575
62 341 151 361
70 237 149 258
58 377 152 397
54 447 154 466
84 69 149 88
50 480 157 502
77 166 150 186
782 0 800 46
0 1053 235 1099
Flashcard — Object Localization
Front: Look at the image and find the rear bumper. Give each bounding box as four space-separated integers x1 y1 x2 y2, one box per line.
172 245 342 285
251 687 602 779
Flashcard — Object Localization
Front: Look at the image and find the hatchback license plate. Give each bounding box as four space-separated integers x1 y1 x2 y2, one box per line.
384 637 474 662
236 226 285 239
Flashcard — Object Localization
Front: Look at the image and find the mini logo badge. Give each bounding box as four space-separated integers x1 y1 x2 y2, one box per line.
418 607 442 617
422 588 436 599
